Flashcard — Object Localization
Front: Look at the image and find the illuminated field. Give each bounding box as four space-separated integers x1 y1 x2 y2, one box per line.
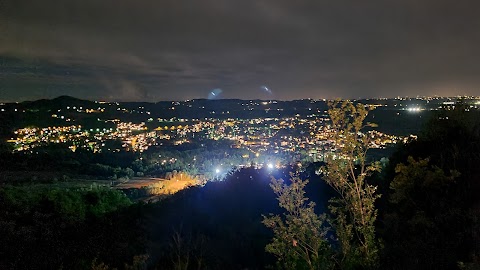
115 176 200 197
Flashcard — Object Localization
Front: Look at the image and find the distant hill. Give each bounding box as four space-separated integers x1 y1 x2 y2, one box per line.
19 96 96 111
3 95 468 138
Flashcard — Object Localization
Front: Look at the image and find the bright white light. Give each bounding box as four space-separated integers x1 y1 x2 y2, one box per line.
267 163 274 169
215 168 221 174
407 107 422 113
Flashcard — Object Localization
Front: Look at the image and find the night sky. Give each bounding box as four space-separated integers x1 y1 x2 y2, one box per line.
1 0 480 102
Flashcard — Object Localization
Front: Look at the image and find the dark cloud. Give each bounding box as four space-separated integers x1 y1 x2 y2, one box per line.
1 0 480 101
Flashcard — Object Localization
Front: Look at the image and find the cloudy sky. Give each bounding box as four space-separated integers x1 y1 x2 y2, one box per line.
1 0 480 101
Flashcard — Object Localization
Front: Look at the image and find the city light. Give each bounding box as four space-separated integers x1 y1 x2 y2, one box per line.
407 107 422 112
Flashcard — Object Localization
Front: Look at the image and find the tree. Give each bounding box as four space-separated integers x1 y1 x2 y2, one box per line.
384 156 463 269
323 100 381 268
379 105 480 269
263 175 333 270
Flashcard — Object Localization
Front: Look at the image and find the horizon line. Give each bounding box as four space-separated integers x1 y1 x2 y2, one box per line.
2 94 480 104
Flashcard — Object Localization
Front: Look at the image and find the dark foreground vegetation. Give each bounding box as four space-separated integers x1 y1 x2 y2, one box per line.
0 186 146 269
1 105 479 269
379 106 480 269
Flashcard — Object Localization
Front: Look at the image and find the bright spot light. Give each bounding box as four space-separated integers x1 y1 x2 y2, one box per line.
267 163 274 169
215 168 221 174
407 107 422 113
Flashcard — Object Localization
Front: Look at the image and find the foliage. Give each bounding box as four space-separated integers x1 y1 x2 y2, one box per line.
323 100 381 268
0 148 138 181
0 185 146 269
263 175 333 270
168 228 208 270
390 157 458 207
379 106 480 269
90 255 149 270
383 156 465 269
